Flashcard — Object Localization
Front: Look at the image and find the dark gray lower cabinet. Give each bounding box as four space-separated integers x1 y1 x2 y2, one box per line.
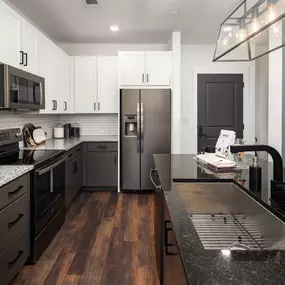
65 147 82 207
86 152 118 188
163 197 189 285
0 174 30 285
84 142 118 189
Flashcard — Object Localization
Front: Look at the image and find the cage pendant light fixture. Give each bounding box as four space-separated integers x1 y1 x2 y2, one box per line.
213 0 285 62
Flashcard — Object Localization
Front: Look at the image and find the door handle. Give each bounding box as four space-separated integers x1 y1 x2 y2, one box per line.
198 125 207 137
141 103 144 153
137 102 140 153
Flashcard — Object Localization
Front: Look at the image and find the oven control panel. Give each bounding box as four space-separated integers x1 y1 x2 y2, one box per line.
0 128 22 146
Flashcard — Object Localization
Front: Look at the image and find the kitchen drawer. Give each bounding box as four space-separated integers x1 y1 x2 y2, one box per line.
0 174 29 211
87 142 118 152
0 229 29 285
66 144 82 163
0 194 29 253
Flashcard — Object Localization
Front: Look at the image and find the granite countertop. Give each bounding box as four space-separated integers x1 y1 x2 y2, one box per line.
154 154 285 285
21 135 118 151
0 165 34 187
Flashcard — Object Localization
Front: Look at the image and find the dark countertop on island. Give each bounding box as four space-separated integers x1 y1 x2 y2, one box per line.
154 154 285 285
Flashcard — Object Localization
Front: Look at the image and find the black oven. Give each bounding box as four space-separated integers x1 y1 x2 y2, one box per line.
0 63 45 110
29 155 66 263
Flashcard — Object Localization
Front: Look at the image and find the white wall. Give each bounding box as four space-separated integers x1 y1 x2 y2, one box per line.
255 53 269 159
60 43 168 56
181 44 256 154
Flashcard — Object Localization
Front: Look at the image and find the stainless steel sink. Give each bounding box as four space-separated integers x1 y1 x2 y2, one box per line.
175 182 285 250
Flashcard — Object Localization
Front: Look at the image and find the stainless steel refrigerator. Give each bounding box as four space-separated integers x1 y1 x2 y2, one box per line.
120 89 171 191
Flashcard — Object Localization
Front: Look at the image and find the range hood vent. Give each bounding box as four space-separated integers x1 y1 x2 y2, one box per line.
213 0 285 62
83 0 99 6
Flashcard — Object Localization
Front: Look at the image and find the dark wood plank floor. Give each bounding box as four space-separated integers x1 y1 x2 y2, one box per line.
11 192 159 285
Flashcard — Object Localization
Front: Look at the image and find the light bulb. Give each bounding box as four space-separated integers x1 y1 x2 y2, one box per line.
267 1 276 22
228 32 232 38
252 18 259 33
239 28 247 41
223 39 228 46
251 8 259 33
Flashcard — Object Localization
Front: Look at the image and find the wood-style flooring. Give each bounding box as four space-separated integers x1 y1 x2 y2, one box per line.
11 192 159 285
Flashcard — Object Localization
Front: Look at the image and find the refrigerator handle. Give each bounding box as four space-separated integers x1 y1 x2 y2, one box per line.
137 102 140 153
141 102 144 153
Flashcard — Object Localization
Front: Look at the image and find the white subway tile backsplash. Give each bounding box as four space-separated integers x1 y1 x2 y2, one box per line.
0 112 118 139
59 114 118 136
0 111 59 138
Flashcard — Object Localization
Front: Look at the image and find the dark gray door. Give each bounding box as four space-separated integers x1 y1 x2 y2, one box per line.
197 74 243 152
140 89 171 190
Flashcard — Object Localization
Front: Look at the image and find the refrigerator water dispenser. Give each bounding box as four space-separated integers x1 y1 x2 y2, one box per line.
124 116 138 137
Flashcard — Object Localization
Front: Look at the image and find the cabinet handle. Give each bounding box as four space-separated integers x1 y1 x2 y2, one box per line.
64 102 67 111
55 100 58 110
98 102 100 111
8 251 24 268
98 145 107 149
24 53 28 67
76 148 81 153
8 214 24 229
164 220 178 256
68 153 73 158
94 102 96 111
52 100 56 111
142 74 145 83
8 186 24 197
19 51 24 65
147 74 149 83
114 155 117 165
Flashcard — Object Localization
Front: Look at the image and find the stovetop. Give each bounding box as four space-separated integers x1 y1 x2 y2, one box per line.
0 149 65 168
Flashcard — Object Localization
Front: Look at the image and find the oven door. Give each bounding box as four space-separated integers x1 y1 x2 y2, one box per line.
33 156 66 236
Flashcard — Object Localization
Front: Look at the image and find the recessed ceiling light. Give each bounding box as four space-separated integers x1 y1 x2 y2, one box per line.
110 25 119 32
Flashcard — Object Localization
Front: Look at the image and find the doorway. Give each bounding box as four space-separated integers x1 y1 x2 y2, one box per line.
197 74 244 152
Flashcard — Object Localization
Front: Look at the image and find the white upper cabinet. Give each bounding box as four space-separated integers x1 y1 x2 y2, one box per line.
97 56 118 113
74 56 97 114
119 52 145 86
145 52 171 86
0 1 22 68
21 18 39 74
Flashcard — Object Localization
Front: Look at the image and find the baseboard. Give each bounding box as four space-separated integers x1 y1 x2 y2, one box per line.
120 189 154 194
82 186 118 192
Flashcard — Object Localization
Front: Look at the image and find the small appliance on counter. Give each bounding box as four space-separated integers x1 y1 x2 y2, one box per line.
64 123 72 138
71 123 80 137
54 124 64 139
22 123 46 147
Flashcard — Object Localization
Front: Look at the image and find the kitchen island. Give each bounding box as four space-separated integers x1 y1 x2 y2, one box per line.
153 154 285 285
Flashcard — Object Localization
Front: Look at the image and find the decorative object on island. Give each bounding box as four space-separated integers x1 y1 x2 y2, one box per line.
22 124 46 146
213 0 285 62
71 123 80 137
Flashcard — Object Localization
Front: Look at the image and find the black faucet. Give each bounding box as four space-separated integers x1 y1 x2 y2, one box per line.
230 144 285 208
230 144 283 182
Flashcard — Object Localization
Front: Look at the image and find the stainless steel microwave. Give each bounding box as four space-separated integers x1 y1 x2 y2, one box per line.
0 64 45 110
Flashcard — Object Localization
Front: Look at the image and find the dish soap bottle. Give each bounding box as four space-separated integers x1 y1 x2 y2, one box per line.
249 156 262 192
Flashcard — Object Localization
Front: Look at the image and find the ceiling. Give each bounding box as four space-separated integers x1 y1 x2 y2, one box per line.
6 0 242 44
